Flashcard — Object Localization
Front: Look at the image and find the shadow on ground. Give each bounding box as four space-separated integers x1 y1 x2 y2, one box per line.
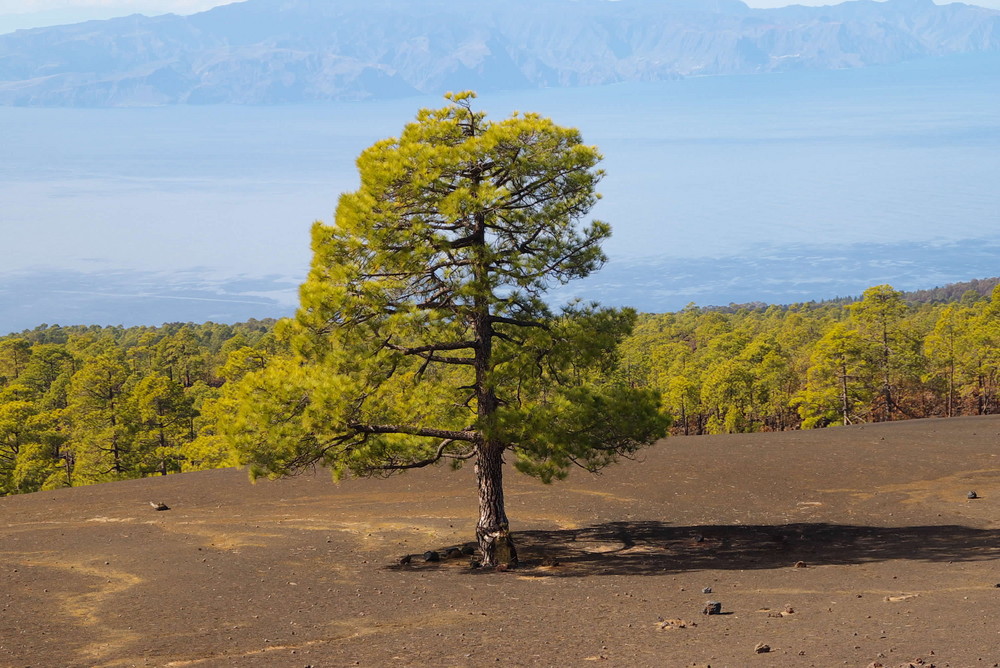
401 521 1000 576
517 521 1000 576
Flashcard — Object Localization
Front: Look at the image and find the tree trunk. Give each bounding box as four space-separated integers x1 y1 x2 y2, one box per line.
466 183 518 568
839 360 851 425
880 321 895 421
475 442 517 568
947 360 955 418
109 396 123 474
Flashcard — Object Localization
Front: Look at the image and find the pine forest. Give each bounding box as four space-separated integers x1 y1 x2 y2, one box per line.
1 279 997 496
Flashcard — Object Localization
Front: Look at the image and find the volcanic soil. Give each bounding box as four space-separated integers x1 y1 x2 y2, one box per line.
3 416 1000 667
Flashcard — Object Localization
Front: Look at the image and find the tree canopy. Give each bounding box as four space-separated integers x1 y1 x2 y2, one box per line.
225 92 669 566
0 319 276 495
621 283 1000 434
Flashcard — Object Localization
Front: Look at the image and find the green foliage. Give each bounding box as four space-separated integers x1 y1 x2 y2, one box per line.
67 349 134 483
133 372 196 475
0 319 277 494
226 93 667 493
794 323 869 428
0 338 32 383
621 282 1000 434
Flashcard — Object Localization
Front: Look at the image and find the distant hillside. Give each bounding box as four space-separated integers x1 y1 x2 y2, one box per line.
812 276 1000 308
902 276 1000 304
1 0 998 105
699 276 1000 312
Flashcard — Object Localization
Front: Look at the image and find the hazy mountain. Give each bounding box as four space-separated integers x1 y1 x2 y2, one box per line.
0 0 998 106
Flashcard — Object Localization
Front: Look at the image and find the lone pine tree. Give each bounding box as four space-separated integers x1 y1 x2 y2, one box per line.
227 92 668 567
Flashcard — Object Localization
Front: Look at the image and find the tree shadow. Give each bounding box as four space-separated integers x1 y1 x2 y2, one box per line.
473 521 1000 577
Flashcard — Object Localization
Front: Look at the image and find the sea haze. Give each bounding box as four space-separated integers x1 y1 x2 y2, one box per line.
2 53 999 334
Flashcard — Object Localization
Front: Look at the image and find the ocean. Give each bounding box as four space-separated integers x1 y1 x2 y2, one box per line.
2 52 998 332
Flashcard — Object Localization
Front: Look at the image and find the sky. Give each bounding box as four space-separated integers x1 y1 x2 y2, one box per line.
0 0 234 32
1 0 998 33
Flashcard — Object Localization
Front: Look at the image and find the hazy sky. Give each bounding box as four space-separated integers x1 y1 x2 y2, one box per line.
0 0 235 32
0 0 236 15
2 0 998 33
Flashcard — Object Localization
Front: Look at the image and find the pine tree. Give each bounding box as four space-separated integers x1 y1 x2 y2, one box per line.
67 350 135 483
226 93 668 567
850 285 910 420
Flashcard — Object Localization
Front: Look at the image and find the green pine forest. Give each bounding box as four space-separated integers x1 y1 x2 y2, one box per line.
1 278 997 496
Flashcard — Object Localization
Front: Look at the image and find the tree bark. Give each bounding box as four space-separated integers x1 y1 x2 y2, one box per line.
475 441 517 568
839 360 851 425
471 300 517 567
880 319 895 421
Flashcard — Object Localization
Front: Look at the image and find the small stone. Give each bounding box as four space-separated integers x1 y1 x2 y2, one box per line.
793 560 808 568
754 643 771 653
398 554 412 565
422 551 440 563
967 491 979 499
149 501 170 511
702 586 713 594
444 547 463 559
703 601 722 615
884 593 918 602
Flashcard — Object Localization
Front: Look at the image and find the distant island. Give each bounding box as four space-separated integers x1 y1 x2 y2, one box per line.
1 0 998 106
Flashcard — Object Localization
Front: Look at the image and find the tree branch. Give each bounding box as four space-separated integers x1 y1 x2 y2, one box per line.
385 340 479 355
347 423 479 442
490 315 549 330
371 439 476 471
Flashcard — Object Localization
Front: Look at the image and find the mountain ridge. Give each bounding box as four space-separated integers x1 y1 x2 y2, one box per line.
1 0 998 106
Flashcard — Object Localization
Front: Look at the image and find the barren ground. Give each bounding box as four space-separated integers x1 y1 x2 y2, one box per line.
3 415 1000 667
